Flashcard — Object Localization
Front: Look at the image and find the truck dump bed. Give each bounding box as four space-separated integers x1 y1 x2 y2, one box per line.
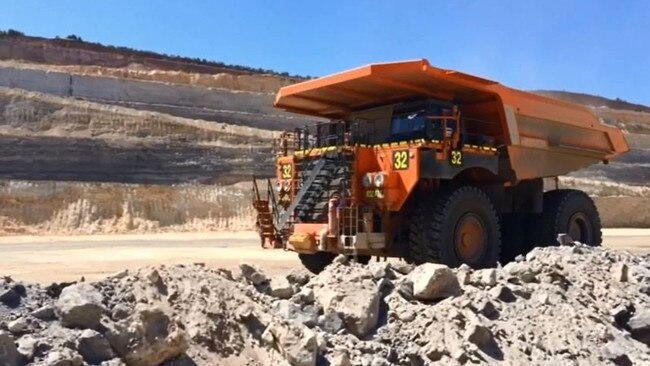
274 59 628 180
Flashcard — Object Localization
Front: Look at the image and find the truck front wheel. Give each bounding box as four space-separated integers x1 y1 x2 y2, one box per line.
409 186 501 268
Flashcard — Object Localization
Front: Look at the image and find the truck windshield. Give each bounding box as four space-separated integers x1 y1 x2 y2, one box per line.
389 109 427 141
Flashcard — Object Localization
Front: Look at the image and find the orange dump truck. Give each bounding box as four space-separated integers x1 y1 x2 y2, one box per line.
252 59 628 273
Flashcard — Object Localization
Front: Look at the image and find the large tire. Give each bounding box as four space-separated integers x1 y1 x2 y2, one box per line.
298 252 336 274
500 213 534 263
530 189 602 247
409 186 501 268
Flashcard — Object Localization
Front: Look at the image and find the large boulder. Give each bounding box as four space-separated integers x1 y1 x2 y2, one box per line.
0 331 22 366
55 283 105 329
312 265 380 337
404 263 461 301
105 305 188 366
262 320 317 366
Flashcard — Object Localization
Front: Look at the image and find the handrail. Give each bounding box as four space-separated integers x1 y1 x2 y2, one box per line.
266 177 280 230
252 175 261 203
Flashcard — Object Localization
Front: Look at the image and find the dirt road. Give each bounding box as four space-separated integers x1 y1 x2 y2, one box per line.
1 229 648 283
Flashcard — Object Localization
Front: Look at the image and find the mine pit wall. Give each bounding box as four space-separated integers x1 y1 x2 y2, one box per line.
0 180 257 235
0 65 318 130
0 180 645 236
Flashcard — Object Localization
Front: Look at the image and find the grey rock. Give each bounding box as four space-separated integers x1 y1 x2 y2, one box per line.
627 309 650 346
262 320 317 366
111 303 130 321
314 280 380 337
7 317 28 334
105 304 188 366
477 300 499 320
145 269 163 287
77 329 115 364
503 262 538 283
329 349 351 366
464 322 494 347
42 349 84 366
296 288 315 305
318 310 344 333
99 359 127 366
333 254 348 265
55 283 105 329
238 264 268 286
0 331 22 366
476 268 497 287
490 285 517 303
603 341 632 366
0 288 21 307
111 269 129 279
611 263 629 282
406 263 461 301
368 262 391 279
17 335 38 361
269 276 294 299
273 300 318 327
286 268 312 286
391 262 415 275
370 357 390 366
31 305 56 320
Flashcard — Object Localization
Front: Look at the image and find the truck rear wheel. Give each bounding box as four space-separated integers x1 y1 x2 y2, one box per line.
532 189 602 246
409 186 501 268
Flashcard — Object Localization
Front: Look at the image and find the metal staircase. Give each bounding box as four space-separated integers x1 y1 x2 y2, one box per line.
293 154 353 223
252 177 282 248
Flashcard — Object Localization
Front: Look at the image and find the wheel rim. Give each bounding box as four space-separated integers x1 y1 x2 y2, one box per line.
454 213 487 263
568 212 592 243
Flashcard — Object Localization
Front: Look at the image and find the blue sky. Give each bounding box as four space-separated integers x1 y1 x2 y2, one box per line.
2 0 648 105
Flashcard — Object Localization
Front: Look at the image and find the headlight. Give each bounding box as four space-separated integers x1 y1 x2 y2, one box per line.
374 173 386 188
276 182 283 192
282 180 291 192
361 173 373 188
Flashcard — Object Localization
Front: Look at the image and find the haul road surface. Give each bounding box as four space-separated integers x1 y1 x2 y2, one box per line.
0 229 648 283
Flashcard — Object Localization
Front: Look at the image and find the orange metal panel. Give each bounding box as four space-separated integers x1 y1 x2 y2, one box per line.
274 59 629 179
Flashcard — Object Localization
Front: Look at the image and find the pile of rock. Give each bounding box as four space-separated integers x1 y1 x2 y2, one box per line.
1 243 649 366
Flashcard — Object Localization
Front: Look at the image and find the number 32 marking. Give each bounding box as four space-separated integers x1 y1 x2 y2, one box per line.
392 150 409 170
450 150 463 166
280 164 292 179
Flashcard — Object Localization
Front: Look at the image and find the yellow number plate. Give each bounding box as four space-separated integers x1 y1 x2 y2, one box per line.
392 150 409 170
450 150 463 166
280 164 292 179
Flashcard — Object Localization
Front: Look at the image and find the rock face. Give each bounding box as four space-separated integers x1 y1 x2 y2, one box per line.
55 283 104 329
106 305 188 366
405 263 462 300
